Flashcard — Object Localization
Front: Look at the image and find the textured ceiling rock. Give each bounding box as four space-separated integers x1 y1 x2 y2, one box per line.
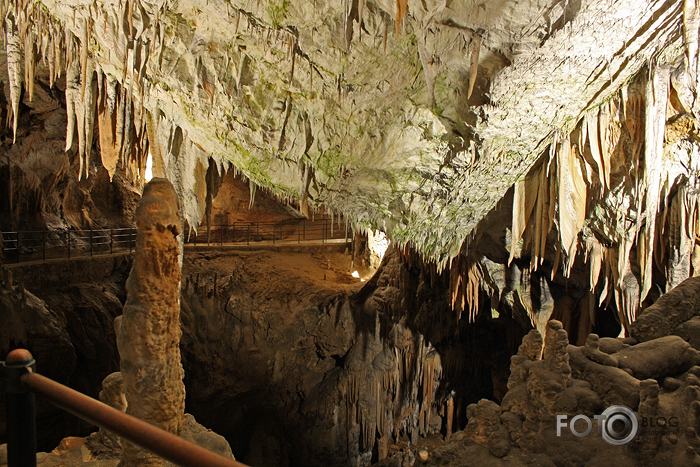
1 0 690 263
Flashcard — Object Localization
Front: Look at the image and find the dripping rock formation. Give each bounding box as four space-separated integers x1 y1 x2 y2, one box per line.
3 0 700 466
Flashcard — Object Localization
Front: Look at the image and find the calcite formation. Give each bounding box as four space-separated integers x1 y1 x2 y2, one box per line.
116 178 185 467
1 0 699 337
0 0 690 264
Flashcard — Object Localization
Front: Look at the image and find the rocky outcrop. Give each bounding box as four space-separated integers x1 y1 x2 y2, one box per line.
178 245 523 466
614 336 700 380
402 312 700 467
116 178 185 467
632 276 700 343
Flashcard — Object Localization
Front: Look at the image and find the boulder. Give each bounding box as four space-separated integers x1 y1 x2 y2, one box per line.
567 345 641 409
613 335 700 380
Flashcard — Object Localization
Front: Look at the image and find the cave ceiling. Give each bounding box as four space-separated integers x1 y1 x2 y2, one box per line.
0 0 690 264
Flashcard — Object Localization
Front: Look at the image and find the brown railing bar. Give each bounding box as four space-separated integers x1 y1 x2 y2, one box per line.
3 221 349 263
21 371 248 467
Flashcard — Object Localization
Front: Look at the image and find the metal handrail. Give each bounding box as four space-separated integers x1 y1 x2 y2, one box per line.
2 349 248 467
1 228 138 264
1 219 352 264
188 218 350 246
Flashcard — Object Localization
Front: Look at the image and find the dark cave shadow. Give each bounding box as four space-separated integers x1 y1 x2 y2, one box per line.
346 248 527 434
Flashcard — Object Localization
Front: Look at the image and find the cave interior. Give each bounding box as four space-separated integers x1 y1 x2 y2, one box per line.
2 0 700 466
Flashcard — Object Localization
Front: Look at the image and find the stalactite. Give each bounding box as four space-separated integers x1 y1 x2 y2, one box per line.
586 109 605 191
115 82 127 161
509 167 540 265
121 91 134 171
249 181 256 210
557 134 587 276
467 35 480 99
684 0 700 91
24 30 35 101
5 14 21 143
80 18 90 100
84 58 97 180
65 56 80 153
640 64 670 301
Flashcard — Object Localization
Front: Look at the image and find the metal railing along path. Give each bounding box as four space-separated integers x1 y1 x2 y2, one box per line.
2 219 351 264
188 218 349 247
1 349 248 467
1 228 137 264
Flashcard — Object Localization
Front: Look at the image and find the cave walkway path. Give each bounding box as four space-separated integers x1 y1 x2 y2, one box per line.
1 218 351 266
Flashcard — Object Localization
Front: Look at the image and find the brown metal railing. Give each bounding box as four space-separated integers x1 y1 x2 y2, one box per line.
187 218 349 246
2 349 248 467
2 219 351 264
1 228 137 264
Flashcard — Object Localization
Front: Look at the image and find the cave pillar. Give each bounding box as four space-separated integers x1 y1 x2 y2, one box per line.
117 178 185 467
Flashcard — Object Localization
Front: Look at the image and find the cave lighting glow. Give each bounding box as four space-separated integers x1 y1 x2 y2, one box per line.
145 153 153 181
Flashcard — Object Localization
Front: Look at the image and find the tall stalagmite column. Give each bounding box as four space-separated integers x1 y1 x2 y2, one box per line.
117 178 185 466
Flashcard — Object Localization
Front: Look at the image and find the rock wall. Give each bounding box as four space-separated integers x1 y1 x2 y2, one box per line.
0 60 141 233
179 244 524 466
0 256 131 451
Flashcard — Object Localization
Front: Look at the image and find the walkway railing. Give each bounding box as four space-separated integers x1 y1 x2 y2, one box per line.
187 218 349 246
1 228 137 264
1 349 248 467
2 219 350 264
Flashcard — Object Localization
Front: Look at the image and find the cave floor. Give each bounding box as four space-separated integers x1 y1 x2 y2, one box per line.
183 242 372 289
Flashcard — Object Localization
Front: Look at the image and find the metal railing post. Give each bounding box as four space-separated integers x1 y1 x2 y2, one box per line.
16 231 20 263
298 223 301 244
129 229 133 253
322 219 326 243
110 229 114 255
3 349 249 467
3 349 37 467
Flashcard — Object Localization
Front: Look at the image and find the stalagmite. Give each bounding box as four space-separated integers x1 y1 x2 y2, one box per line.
117 178 185 467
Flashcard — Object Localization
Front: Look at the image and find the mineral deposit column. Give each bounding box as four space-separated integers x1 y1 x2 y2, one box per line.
117 178 185 467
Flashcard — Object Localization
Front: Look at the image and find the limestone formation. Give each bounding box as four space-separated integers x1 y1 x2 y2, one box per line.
85 372 126 459
116 178 185 467
632 276 700 343
613 336 700 380
500 320 600 434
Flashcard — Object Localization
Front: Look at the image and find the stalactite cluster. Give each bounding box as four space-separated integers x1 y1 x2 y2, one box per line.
505 60 700 334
